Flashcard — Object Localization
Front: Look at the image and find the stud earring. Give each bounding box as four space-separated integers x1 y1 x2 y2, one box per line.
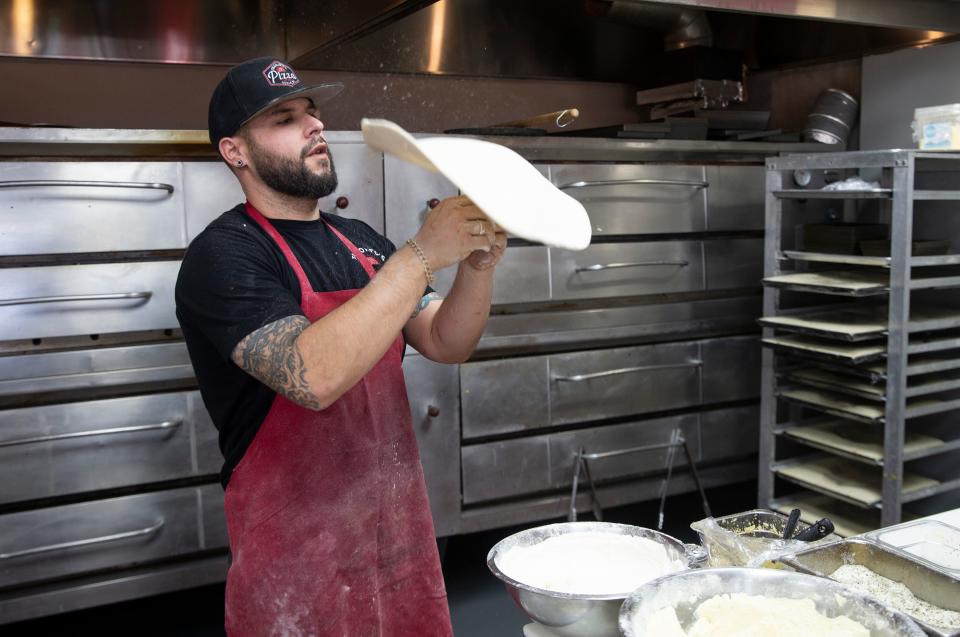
236 160 244 167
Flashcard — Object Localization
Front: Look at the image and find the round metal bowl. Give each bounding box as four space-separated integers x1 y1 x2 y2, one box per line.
487 522 694 637
619 567 925 637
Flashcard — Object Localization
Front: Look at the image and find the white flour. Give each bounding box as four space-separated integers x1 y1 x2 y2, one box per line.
644 593 869 637
831 564 960 630
496 532 684 595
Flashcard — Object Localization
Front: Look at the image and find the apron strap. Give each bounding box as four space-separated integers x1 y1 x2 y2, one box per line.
325 222 378 279
244 203 314 296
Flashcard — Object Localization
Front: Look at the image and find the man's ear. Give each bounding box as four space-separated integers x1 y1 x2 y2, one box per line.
219 136 245 167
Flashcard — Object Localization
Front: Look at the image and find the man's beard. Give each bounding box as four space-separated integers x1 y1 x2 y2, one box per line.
247 136 338 200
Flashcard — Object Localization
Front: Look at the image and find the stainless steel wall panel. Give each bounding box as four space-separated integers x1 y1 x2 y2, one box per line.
546 415 701 486
0 554 229 626
705 165 765 231
476 296 761 354
198 484 228 550
460 357 549 439
190 392 222 476
402 352 461 536
462 413 702 504
549 342 702 425
551 241 705 300
0 261 179 340
422 246 550 304
184 143 384 237
318 144 385 234
700 336 761 404
703 237 764 290
0 342 194 398
550 164 708 236
0 488 202 589
461 437 549 504
383 155 458 247
462 336 760 438
0 162 186 255
699 405 760 462
483 247 551 305
0 392 213 505
183 162 244 241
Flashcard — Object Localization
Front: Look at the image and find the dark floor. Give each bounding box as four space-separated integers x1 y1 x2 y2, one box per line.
2 482 757 637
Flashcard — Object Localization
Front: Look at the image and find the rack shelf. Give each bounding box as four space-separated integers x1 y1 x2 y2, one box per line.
759 306 960 342
763 270 960 296
913 190 960 201
775 420 950 465
773 189 892 200
781 251 960 268
760 149 960 527
784 367 960 400
773 455 939 509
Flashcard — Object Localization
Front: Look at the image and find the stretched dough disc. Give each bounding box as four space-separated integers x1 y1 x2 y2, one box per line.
361 118 592 251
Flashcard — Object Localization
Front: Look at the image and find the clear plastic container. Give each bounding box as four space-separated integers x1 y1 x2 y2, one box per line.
868 519 960 576
913 103 960 150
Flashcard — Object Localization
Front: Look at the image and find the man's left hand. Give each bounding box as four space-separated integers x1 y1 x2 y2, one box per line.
466 220 507 271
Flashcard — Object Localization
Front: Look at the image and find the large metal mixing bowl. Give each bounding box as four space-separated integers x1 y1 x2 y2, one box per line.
487 522 696 637
619 567 925 637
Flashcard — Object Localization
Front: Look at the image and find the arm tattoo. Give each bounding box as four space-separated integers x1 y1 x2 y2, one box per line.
230 315 322 410
411 292 443 319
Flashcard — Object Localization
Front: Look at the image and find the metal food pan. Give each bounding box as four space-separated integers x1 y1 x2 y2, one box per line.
710 508 811 538
779 538 960 637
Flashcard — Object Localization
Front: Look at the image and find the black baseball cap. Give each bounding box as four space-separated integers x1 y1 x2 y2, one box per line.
208 57 343 148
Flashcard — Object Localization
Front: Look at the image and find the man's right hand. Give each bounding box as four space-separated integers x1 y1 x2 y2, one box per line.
411 196 496 271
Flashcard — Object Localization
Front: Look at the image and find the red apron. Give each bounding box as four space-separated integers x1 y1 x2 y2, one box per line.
222 203 452 637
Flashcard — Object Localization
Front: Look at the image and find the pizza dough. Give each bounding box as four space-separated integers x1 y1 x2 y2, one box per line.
496 532 685 595
361 118 592 251
644 593 870 637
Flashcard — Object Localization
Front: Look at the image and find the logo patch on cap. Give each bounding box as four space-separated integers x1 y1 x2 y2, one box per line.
262 61 301 88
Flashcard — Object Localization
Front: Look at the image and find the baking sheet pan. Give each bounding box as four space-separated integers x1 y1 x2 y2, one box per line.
779 420 944 464
763 335 887 364
763 270 890 296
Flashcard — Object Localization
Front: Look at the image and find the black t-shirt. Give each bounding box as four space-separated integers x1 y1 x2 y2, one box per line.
175 204 403 487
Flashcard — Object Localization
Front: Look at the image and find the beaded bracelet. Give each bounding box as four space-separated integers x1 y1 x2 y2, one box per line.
405 239 435 286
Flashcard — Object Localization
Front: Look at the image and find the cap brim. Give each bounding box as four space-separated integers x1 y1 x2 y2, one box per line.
237 82 345 133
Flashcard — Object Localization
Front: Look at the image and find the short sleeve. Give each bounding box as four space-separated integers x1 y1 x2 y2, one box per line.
175 223 304 361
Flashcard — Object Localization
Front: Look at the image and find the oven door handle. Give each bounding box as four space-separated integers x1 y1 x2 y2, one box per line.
575 260 688 273
558 178 709 190
553 361 703 383
0 420 182 448
0 292 152 307
0 519 166 560
0 180 175 194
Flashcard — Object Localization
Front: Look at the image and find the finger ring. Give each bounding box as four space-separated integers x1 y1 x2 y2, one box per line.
475 221 485 235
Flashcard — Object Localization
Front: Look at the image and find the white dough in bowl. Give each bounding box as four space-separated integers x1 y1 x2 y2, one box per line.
641 594 869 637
361 118 592 251
496 531 685 596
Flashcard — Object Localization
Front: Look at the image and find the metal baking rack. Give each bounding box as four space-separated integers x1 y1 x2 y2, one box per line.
760 150 960 529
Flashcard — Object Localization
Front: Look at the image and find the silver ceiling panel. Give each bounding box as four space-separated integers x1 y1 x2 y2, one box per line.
0 0 284 64
620 0 960 33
